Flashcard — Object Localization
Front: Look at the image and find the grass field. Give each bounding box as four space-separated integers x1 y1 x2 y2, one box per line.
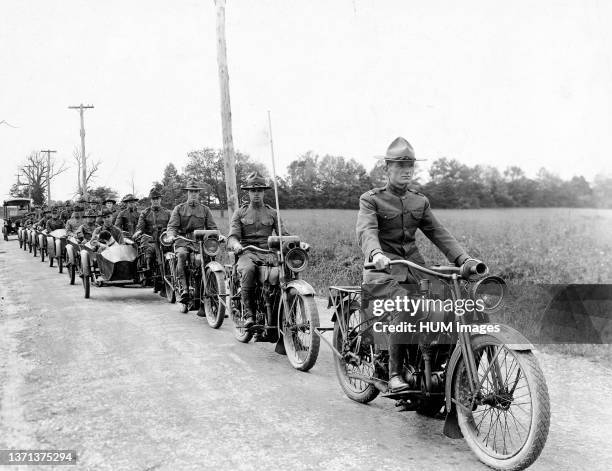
212 207 612 361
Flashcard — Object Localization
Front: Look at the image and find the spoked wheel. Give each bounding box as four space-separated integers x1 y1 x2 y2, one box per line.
453 335 550 471
3 227 7 241
81 252 91 299
281 289 320 372
332 308 380 403
68 263 76 285
33 241 37 257
49 253 54 267
58 256 63 273
202 270 226 329
165 261 176 303
231 287 253 343
19 234 23 248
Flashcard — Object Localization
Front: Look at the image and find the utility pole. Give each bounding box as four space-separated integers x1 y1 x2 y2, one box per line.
214 0 239 222
24 165 34 200
68 104 94 197
40 149 57 204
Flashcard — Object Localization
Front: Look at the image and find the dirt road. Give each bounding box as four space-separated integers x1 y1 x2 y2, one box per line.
1 238 611 470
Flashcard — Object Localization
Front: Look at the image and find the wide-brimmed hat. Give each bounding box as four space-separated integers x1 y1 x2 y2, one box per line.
104 198 116 204
84 209 97 218
149 189 162 199
100 208 114 217
122 194 139 203
182 179 206 191
374 137 427 162
241 171 271 191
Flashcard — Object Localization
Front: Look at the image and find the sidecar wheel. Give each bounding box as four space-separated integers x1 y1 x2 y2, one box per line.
332 309 379 404
282 289 320 372
202 270 226 329
453 335 550 470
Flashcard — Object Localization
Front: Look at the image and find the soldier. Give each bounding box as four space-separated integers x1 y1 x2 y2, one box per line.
103 198 119 222
45 206 65 232
91 209 124 248
34 208 50 230
166 179 218 303
65 205 84 236
356 137 481 392
133 189 171 283
115 194 140 235
76 209 99 242
60 201 72 223
227 172 290 329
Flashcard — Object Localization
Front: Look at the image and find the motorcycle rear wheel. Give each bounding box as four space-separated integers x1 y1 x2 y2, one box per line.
203 270 226 329
332 309 379 404
282 289 320 372
453 335 550 471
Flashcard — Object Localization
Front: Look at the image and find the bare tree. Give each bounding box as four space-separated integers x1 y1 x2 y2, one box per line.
19 151 69 204
72 145 101 193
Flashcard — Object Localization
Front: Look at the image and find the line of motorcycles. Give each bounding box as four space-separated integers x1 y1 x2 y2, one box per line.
10 226 550 470
15 225 321 373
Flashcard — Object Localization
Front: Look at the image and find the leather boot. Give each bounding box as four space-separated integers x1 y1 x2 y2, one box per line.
388 343 410 392
241 288 256 329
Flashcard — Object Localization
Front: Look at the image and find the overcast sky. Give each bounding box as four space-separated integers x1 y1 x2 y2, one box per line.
1 0 611 201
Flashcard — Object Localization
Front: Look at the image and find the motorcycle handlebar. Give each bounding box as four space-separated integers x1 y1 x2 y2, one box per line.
364 259 488 280
236 245 271 255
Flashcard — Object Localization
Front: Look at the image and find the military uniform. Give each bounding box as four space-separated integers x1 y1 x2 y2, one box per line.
136 197 171 274
115 207 140 235
65 208 83 236
356 137 470 392
91 223 124 246
76 211 99 243
45 214 65 232
166 184 218 298
228 202 288 288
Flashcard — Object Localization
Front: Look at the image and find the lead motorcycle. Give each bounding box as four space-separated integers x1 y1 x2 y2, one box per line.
226 235 320 372
319 259 549 471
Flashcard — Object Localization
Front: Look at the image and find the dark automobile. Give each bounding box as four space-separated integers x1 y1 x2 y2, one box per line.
3 198 31 241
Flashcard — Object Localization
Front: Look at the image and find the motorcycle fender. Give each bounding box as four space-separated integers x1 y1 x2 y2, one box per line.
205 260 225 274
55 239 62 258
444 324 534 411
286 279 316 297
66 245 75 265
80 250 91 276
47 237 56 257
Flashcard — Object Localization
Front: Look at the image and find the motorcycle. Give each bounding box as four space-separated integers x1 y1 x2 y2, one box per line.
134 233 170 296
46 228 68 271
320 259 550 471
226 235 320 372
159 230 227 327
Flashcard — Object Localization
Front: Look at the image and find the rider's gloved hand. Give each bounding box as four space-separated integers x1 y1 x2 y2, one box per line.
372 252 391 270
233 242 244 253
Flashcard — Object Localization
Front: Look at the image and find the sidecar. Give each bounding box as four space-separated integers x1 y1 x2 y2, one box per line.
46 229 68 271
80 242 139 298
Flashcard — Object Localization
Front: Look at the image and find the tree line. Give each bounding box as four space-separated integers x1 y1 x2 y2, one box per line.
10 148 612 209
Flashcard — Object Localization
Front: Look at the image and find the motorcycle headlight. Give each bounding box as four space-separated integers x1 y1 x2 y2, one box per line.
469 276 507 313
285 247 308 273
202 237 220 257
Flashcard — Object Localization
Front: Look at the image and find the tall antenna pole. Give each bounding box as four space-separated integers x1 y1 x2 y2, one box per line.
267 110 284 263
68 104 94 197
214 0 239 222
40 149 57 204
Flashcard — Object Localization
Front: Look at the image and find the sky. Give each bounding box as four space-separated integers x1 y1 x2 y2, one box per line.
1 0 611 201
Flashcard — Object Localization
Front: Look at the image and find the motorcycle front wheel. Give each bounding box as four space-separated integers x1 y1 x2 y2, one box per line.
332 309 380 403
202 270 226 329
453 335 550 471
282 289 320 372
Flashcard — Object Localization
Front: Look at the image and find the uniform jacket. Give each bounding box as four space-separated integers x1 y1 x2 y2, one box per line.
45 217 65 232
356 184 467 265
115 207 140 235
76 222 98 242
166 201 218 243
136 206 172 238
91 224 125 245
65 215 83 235
228 203 288 250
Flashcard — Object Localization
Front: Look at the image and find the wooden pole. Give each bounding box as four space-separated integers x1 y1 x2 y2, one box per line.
68 104 94 196
214 0 239 222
